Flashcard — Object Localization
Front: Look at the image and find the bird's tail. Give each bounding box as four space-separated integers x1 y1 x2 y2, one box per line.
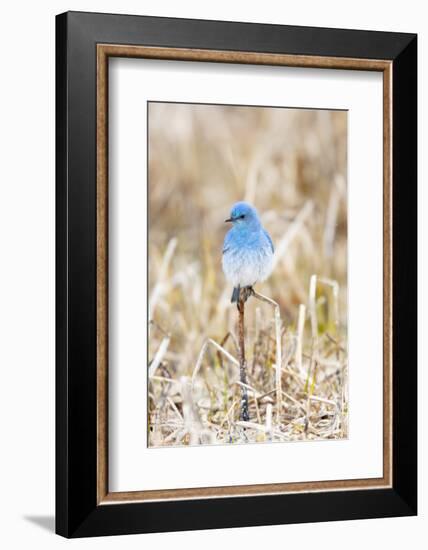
231 286 240 303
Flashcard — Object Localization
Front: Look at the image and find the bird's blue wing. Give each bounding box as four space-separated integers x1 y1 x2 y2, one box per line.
222 229 233 254
263 229 274 253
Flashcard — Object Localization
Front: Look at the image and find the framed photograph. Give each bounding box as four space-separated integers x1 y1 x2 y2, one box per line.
56 11 417 538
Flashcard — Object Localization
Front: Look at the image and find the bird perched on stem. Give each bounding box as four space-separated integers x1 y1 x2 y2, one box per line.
222 201 274 304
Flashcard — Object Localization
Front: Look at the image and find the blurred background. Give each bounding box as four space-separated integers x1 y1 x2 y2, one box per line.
148 102 347 446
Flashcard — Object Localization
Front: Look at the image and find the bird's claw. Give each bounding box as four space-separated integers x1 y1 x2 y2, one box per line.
237 286 255 308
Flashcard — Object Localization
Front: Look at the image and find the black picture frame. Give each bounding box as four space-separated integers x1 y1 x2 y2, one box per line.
56 11 417 538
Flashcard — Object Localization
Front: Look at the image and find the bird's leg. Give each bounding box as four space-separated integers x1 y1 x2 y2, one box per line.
239 285 255 305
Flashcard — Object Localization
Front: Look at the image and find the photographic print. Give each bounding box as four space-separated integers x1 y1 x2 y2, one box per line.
148 102 348 448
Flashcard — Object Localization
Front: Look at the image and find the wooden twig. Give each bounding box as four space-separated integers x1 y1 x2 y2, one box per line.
237 294 249 421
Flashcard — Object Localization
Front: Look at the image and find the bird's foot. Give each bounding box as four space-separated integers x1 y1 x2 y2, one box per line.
242 286 255 302
236 286 254 308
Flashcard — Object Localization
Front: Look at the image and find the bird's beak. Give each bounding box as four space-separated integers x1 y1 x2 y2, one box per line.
225 218 233 223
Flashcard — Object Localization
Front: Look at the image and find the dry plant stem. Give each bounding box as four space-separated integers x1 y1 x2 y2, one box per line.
237 295 249 422
295 304 306 376
323 182 340 259
220 400 236 429
273 200 313 269
265 403 273 441
305 274 318 394
217 332 239 366
318 277 340 334
148 334 171 378
180 376 203 445
303 274 319 431
149 237 177 319
254 394 262 424
252 291 283 423
192 338 239 386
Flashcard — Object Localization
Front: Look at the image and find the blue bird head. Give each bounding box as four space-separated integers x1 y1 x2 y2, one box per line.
225 201 261 230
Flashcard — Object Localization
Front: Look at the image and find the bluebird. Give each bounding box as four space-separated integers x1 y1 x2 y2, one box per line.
222 201 274 304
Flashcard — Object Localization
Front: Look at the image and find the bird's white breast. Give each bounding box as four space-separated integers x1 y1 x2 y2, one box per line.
222 244 274 287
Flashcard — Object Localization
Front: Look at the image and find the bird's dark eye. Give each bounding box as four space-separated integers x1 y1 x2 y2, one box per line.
239 214 245 219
